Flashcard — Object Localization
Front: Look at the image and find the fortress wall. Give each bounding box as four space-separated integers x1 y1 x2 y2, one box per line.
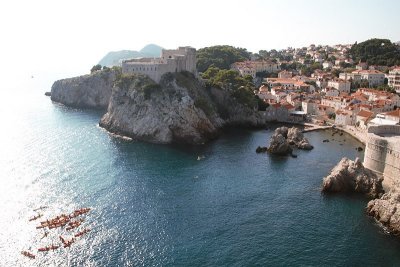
364 135 388 175
122 62 163 83
364 125 400 188
122 47 197 83
367 125 400 135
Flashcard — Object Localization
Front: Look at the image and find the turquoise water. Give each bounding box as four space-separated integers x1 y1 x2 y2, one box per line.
1 79 400 266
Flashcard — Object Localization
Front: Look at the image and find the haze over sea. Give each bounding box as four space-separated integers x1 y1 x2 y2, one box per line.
1 76 400 266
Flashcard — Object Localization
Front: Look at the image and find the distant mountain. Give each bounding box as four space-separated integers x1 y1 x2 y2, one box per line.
98 44 163 67
139 44 164 57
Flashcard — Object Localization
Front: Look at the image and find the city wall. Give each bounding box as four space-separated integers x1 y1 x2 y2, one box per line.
363 125 400 189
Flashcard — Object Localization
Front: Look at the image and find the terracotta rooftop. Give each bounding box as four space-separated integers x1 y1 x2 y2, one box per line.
357 110 374 118
383 109 400 118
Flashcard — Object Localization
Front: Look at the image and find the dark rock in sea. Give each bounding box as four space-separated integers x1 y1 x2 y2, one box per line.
268 128 292 155
44 92 51 96
340 132 343 136
256 146 268 153
323 139 330 143
356 146 363 152
267 126 313 155
290 153 298 158
322 157 383 198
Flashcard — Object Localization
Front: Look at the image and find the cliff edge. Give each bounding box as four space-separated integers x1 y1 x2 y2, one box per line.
51 69 117 109
99 72 265 144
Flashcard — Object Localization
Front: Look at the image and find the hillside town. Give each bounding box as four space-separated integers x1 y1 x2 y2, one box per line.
228 42 400 136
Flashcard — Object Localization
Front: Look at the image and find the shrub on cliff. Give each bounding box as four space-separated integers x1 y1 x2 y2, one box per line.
91 64 102 73
143 84 161 100
114 73 157 92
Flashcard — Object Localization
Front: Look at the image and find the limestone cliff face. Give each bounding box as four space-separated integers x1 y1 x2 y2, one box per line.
51 70 117 109
99 72 265 144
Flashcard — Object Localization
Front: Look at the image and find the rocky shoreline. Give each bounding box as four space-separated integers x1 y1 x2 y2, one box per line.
322 157 383 198
322 157 400 237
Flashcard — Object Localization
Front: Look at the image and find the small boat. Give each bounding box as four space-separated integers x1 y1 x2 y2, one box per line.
21 251 35 259
38 245 59 252
69 208 91 218
197 155 205 161
75 228 91 238
63 238 75 248
29 214 42 221
33 206 48 212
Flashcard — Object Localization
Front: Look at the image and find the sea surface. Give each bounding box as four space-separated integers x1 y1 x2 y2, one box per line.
1 77 400 267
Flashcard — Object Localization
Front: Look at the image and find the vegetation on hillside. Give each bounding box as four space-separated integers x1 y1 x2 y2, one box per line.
196 45 251 73
201 66 258 108
349 38 400 66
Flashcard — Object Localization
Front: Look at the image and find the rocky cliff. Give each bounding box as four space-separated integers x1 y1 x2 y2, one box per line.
367 190 400 235
322 157 383 198
99 72 265 144
51 69 117 109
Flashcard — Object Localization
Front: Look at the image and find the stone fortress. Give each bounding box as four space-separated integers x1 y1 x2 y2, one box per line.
363 125 400 189
121 46 197 83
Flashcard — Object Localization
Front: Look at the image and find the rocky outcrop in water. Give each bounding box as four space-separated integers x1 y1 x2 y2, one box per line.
367 190 400 235
322 157 383 198
268 127 292 155
51 69 117 109
99 72 265 144
287 127 314 150
267 126 313 155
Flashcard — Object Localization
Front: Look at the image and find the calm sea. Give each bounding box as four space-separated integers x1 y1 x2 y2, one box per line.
1 76 400 267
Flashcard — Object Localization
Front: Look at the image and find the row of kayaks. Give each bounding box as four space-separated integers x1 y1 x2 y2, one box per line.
35 208 91 229
21 228 91 259
22 207 92 260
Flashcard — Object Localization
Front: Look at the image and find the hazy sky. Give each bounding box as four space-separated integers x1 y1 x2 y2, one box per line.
1 0 399 85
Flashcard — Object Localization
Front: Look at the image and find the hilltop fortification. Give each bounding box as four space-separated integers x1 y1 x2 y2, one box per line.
122 47 197 83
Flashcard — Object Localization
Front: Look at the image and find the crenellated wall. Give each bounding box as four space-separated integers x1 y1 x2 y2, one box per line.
364 125 400 188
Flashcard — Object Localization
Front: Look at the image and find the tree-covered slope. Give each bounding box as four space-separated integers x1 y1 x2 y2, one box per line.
350 38 400 66
196 45 251 73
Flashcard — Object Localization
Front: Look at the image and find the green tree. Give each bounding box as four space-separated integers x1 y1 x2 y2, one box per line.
91 64 102 73
196 45 251 73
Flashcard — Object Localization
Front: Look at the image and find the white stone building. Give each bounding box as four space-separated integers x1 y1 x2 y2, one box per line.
352 70 385 87
231 60 280 78
388 67 400 93
327 79 351 93
121 46 197 83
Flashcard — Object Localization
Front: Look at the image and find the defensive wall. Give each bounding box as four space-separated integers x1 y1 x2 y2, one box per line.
363 125 400 189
